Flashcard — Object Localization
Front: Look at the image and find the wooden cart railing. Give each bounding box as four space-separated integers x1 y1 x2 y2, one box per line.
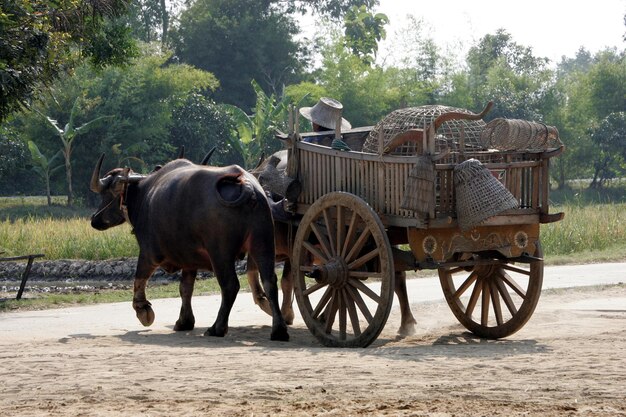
292 139 563 229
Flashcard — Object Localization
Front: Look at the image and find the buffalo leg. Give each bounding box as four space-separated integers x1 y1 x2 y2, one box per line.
395 271 417 336
246 261 273 316
247 261 294 325
280 260 294 325
206 262 240 337
132 256 157 327
254 256 289 341
174 269 197 331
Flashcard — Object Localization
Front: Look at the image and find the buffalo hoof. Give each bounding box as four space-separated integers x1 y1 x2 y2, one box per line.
174 319 195 331
282 307 295 326
397 321 417 337
271 325 289 342
255 296 273 317
205 325 227 337
136 305 155 327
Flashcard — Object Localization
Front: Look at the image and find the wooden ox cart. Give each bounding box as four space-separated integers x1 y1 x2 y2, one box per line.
267 102 564 347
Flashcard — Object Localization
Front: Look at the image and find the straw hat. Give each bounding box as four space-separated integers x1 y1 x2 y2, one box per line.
299 97 352 131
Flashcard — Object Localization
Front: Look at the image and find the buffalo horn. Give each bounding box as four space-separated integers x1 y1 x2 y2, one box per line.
177 145 185 159
90 154 106 193
200 146 217 165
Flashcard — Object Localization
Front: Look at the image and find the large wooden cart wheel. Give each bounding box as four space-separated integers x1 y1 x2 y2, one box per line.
293 192 395 347
438 243 543 339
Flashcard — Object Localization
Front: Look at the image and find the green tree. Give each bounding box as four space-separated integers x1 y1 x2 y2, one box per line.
0 124 27 184
27 141 64 205
343 5 388 65
223 81 304 167
587 49 626 119
172 0 304 111
125 0 182 47
0 0 136 122
169 92 242 166
466 29 552 120
551 48 625 189
293 33 406 127
10 51 220 203
589 112 626 188
38 97 111 206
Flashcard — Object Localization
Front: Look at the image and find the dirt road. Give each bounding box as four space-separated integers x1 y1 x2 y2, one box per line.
1 264 625 416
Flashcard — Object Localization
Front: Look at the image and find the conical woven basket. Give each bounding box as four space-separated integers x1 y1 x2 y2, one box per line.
454 159 519 230
401 155 435 215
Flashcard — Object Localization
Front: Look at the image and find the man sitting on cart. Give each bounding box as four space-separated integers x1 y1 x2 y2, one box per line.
299 97 352 151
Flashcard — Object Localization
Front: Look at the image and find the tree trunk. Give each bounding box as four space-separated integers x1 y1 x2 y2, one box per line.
46 175 52 206
160 0 169 47
64 148 73 206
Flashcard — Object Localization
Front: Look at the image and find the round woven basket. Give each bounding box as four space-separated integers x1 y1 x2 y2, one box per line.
454 159 519 230
480 118 562 151
363 105 487 155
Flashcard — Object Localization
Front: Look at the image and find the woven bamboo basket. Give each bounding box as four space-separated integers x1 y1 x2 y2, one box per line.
454 159 519 230
480 118 562 151
400 155 435 216
362 105 487 155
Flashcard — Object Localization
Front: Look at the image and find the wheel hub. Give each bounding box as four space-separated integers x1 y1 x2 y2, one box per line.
311 257 349 288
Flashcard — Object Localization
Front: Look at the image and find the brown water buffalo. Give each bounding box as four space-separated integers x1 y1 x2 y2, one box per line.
89 155 289 341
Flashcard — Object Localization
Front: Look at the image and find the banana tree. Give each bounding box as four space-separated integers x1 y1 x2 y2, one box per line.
27 141 64 206
39 97 111 206
222 80 308 167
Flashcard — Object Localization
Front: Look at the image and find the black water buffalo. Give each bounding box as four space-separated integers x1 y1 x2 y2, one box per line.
89 155 289 341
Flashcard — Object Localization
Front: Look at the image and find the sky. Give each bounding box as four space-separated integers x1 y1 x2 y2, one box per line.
374 0 625 66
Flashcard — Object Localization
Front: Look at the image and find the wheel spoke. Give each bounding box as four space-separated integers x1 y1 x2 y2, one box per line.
303 240 328 264
348 277 382 304
346 284 374 323
489 280 504 326
448 266 467 275
312 286 333 319
502 264 531 276
345 227 371 264
336 205 345 258
499 271 526 299
342 289 361 336
303 281 326 296
453 271 479 299
322 208 337 256
494 275 518 316
349 271 382 279
338 290 347 340
342 210 359 258
323 289 340 334
481 279 491 326
310 222 332 260
465 278 482 318
348 247 380 270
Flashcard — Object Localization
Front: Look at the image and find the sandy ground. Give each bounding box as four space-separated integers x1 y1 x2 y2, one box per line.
1 265 626 416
